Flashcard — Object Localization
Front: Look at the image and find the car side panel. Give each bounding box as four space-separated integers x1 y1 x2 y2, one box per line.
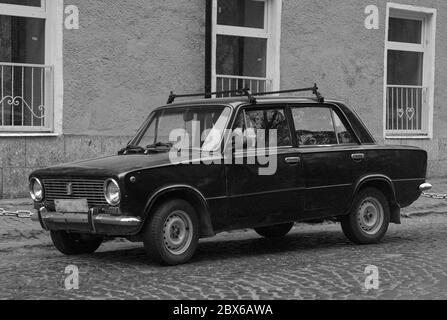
300 145 367 219
362 146 428 208
225 148 305 231
122 162 229 231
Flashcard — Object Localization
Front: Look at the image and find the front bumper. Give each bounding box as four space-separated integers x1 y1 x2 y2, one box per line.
32 207 142 236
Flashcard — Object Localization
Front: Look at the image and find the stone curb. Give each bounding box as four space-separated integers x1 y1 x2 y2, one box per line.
0 198 33 207
402 209 447 218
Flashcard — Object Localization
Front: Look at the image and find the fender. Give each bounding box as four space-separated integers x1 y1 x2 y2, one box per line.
139 184 215 237
351 174 401 224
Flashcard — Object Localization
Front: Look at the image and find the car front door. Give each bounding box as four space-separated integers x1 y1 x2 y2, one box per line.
225 106 305 229
291 105 367 220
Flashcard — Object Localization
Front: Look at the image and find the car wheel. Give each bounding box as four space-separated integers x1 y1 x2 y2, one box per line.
341 188 390 244
143 199 199 266
255 223 294 239
50 231 103 255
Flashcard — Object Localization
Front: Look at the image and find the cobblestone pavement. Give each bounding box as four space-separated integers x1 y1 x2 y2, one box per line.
1 215 447 300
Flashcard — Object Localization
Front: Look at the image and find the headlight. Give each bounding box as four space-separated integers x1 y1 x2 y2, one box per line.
29 178 44 202
104 179 121 206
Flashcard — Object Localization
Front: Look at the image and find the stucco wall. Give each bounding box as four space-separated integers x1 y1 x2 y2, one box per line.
63 0 206 137
1 0 447 198
281 0 447 176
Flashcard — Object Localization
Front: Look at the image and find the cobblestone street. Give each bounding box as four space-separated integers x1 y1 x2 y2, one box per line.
1 213 447 300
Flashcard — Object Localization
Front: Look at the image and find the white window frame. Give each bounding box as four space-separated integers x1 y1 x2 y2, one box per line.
211 0 282 93
383 3 437 140
0 0 63 137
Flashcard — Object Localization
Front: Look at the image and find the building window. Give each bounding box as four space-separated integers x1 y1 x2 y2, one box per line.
0 0 63 134
384 3 437 139
211 0 282 96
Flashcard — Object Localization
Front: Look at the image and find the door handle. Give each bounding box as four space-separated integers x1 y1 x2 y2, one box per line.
285 157 301 165
351 153 365 162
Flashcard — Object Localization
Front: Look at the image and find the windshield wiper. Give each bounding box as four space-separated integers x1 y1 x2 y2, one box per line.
146 142 173 149
119 144 146 154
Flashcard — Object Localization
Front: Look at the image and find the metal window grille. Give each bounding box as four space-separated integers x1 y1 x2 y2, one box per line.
0 62 53 132
385 85 427 136
216 75 272 98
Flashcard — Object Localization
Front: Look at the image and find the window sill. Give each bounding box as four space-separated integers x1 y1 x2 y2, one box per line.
385 135 432 140
0 132 61 138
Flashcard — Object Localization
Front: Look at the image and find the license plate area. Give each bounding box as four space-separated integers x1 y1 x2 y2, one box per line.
55 199 89 213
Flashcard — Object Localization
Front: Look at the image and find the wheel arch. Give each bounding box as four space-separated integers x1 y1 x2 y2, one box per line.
141 185 215 238
352 175 401 224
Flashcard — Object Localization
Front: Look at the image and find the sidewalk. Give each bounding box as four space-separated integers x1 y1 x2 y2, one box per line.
1 178 446 243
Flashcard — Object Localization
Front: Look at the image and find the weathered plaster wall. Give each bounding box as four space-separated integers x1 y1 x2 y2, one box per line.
0 135 132 198
281 0 447 176
1 0 447 198
1 0 207 198
63 0 206 136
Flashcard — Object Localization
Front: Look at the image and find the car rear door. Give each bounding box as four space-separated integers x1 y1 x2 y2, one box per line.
225 105 305 229
290 104 367 220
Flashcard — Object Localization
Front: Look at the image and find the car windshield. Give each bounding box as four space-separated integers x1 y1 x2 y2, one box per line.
131 105 232 151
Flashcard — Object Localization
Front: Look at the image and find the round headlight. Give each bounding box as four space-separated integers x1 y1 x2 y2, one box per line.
104 179 121 206
29 178 44 202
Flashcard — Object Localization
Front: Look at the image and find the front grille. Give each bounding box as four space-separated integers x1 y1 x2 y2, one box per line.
42 178 108 207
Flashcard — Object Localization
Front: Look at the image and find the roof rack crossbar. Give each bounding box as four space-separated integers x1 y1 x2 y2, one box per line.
167 83 324 104
167 88 254 104
252 84 324 103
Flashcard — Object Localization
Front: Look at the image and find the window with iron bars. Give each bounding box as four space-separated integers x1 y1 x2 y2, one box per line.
210 0 282 98
0 0 57 133
384 4 436 139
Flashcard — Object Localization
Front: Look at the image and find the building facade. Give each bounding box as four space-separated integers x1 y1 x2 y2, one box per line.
0 0 446 198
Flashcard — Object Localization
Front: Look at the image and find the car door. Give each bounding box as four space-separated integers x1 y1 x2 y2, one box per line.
225 105 305 229
291 105 366 220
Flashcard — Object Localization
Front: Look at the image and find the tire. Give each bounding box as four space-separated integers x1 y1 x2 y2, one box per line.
143 199 200 266
341 188 390 244
255 223 294 239
50 231 103 255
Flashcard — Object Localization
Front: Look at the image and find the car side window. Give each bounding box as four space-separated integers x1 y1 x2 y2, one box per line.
233 108 292 149
292 107 356 146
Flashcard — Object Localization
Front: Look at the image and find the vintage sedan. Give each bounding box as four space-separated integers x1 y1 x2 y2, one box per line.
30 86 431 265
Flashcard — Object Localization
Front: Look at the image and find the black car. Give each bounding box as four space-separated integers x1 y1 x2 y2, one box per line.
30 86 432 265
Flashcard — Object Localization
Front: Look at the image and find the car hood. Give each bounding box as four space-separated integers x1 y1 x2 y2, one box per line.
32 153 173 178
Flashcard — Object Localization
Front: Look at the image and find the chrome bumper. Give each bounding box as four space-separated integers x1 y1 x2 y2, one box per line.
419 183 433 192
32 207 142 234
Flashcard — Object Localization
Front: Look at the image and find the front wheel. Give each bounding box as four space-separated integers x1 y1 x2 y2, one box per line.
143 199 199 266
50 231 103 255
341 188 390 244
255 223 294 239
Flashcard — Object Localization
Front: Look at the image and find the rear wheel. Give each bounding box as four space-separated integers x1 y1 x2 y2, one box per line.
255 223 294 239
341 188 390 244
50 231 103 255
143 199 199 266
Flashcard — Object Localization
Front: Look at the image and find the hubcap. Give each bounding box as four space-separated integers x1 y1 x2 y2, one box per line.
357 197 384 235
163 210 193 255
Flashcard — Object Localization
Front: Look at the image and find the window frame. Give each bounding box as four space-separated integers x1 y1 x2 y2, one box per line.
0 1 46 18
383 3 437 140
210 0 282 94
0 0 63 136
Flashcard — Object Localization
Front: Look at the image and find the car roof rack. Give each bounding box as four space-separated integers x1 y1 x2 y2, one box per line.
167 83 324 104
